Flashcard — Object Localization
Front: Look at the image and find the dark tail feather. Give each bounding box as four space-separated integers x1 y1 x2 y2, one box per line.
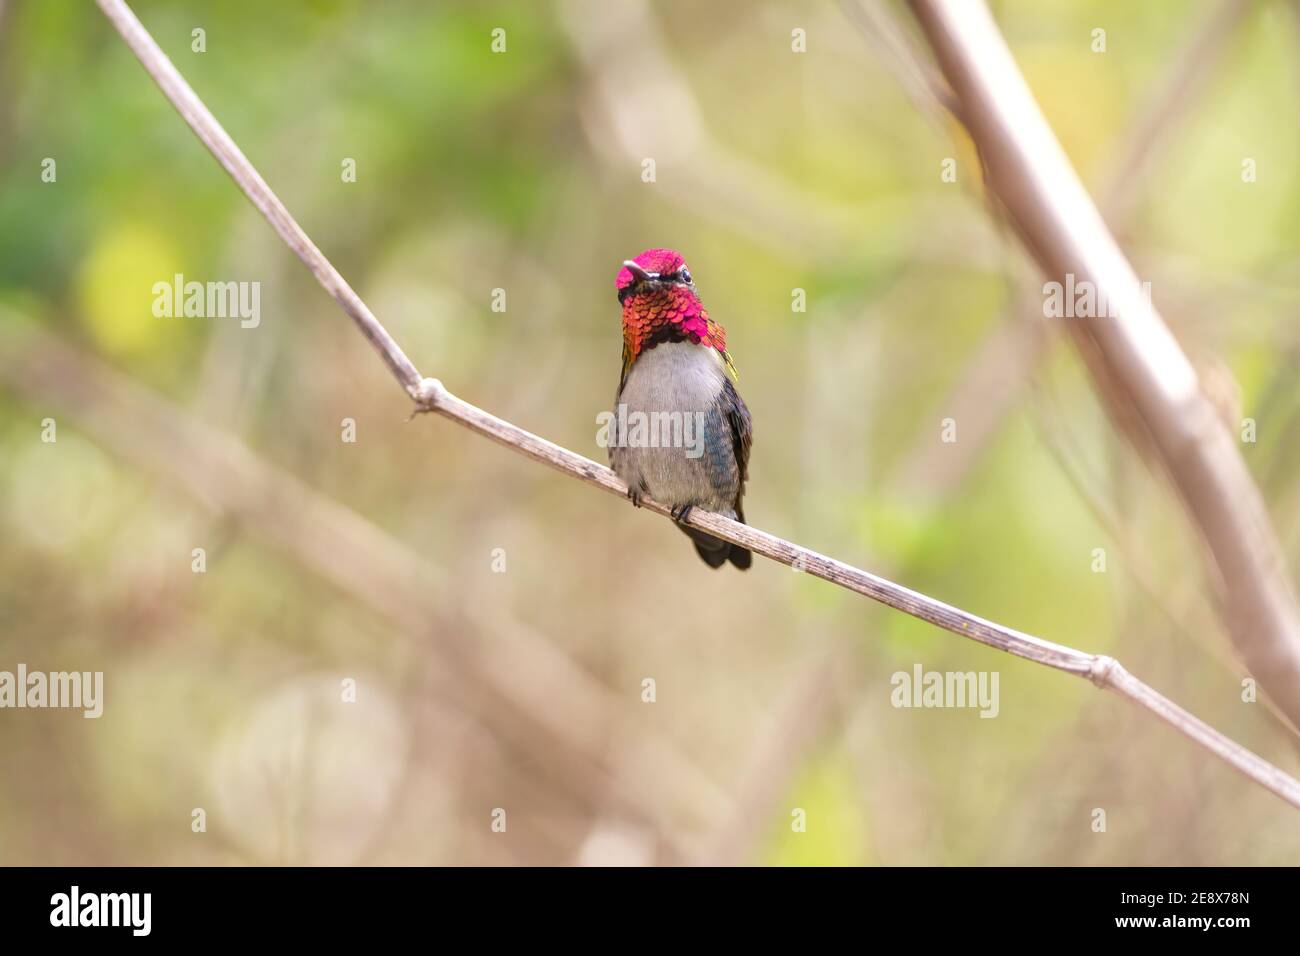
690 533 730 569
680 523 751 571
728 544 752 569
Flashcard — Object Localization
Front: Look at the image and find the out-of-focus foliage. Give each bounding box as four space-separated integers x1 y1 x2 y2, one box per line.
1 0 1298 865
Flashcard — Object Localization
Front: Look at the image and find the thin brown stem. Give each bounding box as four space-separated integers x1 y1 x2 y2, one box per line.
93 0 1300 811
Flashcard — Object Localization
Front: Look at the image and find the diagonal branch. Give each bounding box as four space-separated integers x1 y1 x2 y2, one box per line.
93 0 1300 810
720 0 1257 856
905 0 1300 733
884 0 1255 499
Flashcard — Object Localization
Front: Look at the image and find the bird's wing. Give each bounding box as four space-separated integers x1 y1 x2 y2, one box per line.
609 341 634 466
721 348 740 383
617 340 634 398
722 376 753 520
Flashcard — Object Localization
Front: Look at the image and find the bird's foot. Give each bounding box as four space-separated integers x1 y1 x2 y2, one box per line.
627 488 643 508
671 503 695 524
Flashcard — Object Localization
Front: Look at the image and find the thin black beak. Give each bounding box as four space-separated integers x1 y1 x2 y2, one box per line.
622 260 656 283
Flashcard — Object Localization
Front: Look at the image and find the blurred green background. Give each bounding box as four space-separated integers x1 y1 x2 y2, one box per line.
1 0 1299 865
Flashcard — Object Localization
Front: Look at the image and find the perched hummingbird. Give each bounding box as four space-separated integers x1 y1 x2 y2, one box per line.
609 248 753 570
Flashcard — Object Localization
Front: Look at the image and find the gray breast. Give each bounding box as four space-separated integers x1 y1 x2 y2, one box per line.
610 341 739 513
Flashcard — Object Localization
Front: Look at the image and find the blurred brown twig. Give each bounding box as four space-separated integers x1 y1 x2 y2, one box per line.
884 0 1257 499
905 0 1300 734
0 318 732 858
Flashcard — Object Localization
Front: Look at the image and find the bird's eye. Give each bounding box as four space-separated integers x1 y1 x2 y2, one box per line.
679 268 692 284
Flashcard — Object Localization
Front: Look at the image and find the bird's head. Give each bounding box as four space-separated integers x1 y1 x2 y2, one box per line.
615 247 729 370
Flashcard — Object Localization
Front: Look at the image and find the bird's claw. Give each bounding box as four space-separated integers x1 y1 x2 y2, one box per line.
627 488 643 508
671 504 694 524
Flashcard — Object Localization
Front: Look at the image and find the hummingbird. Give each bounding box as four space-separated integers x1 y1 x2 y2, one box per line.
609 248 753 570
